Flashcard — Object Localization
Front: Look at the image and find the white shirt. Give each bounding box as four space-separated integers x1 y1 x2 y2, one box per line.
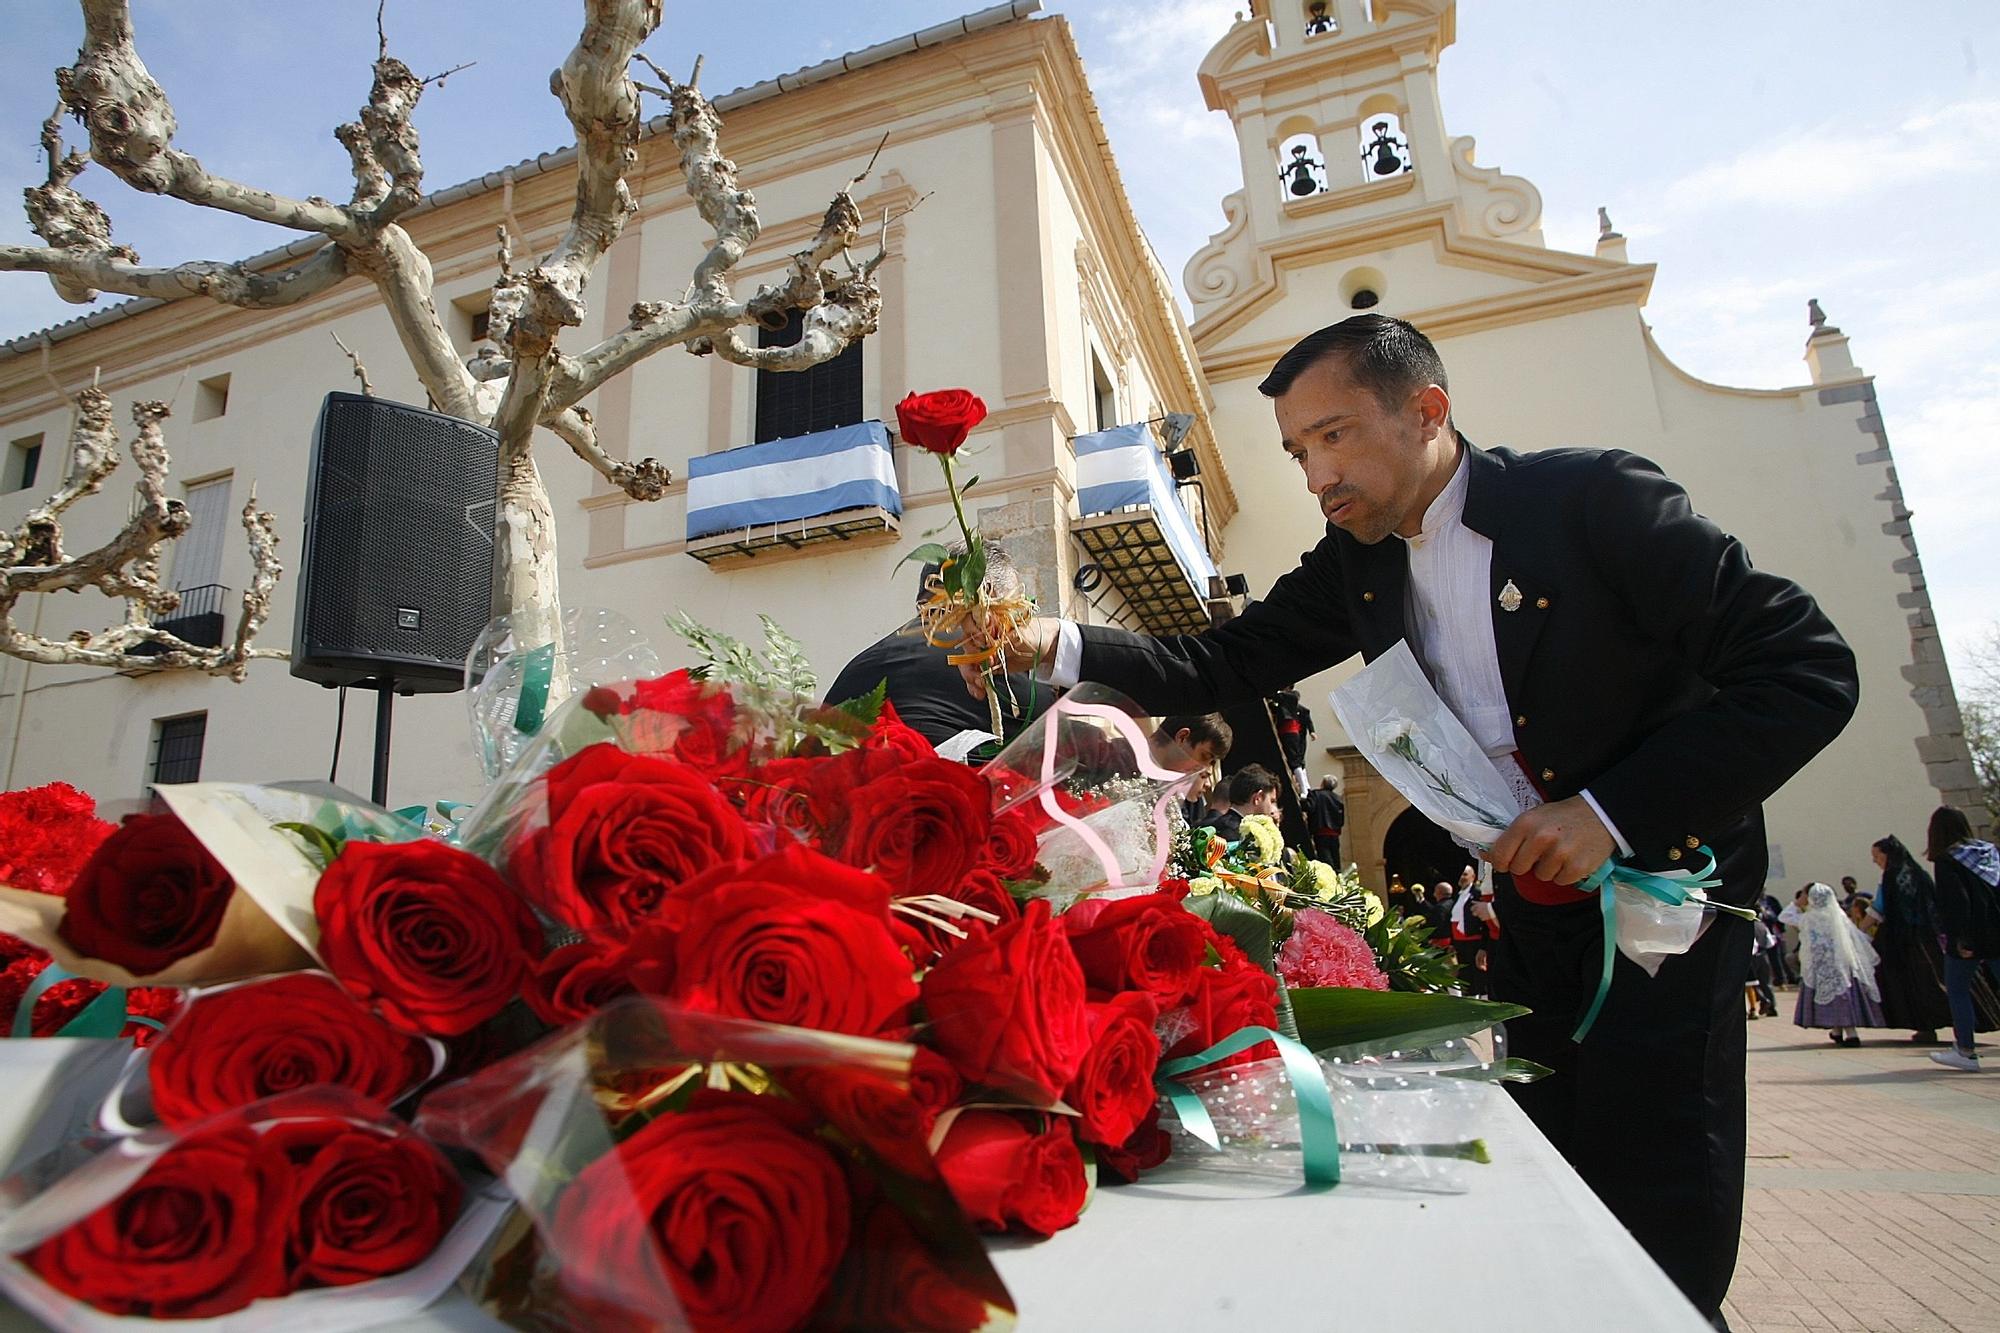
1045 446 1631 853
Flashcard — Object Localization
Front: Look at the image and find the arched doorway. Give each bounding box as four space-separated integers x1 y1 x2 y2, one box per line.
1381 805 1473 900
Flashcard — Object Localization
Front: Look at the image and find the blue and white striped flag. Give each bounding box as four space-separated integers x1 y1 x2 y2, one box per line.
685 421 900 540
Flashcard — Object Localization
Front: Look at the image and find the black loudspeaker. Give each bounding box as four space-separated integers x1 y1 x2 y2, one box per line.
290 392 499 693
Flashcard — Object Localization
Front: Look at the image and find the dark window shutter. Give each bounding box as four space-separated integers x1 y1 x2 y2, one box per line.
753 310 864 443
153 713 207 785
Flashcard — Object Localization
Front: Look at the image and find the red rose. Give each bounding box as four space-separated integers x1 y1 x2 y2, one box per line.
315 840 541 1038
669 847 916 1036
59 812 234 975
895 388 988 456
1098 1101 1174 1184
825 1198 994 1333
523 940 637 1027
1167 931 1279 1069
580 671 744 776
25 1123 289 1318
262 1119 462 1288
512 743 749 935
933 1111 1086 1237
864 700 936 762
551 1094 851 1333
922 899 1089 1101
147 972 434 1127
905 869 1020 964
838 756 992 895
1064 991 1161 1148
908 1046 965 1130
1062 888 1209 1007
783 1065 935 1179
980 809 1042 880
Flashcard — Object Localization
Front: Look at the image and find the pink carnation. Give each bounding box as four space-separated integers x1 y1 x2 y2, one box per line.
1277 911 1388 991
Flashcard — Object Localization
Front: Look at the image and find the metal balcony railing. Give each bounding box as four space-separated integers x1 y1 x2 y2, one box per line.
683 420 901 566
1071 424 1219 635
141 583 230 650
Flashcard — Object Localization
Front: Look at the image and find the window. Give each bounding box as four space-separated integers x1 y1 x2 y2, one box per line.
1091 354 1118 432
151 713 207 786
172 476 232 591
4 434 42 494
470 309 492 342
193 373 231 422
754 309 863 444
1304 1 1338 37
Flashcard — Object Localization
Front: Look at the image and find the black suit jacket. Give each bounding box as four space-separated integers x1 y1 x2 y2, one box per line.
1078 442 1859 889
826 628 1047 748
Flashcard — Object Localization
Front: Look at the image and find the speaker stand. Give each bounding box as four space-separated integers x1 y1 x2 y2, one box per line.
372 682 395 807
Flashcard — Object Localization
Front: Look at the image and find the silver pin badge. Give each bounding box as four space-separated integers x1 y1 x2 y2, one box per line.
1498 579 1523 612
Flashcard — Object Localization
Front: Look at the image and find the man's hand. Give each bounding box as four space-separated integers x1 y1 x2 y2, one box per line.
959 616 1065 699
1486 795 1616 886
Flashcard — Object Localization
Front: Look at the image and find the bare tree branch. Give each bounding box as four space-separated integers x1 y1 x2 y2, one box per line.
0 393 283 677
0 239 349 308
58 0 355 237
330 331 374 395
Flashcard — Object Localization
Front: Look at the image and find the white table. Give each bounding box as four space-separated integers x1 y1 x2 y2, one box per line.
0 1070 1708 1332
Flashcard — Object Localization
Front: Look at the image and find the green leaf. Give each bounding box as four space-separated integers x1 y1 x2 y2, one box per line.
1185 891 1275 973
958 539 987 600
959 473 980 493
273 820 342 871
1437 1057 1554 1085
1287 986 1527 1057
895 542 951 575
832 678 889 728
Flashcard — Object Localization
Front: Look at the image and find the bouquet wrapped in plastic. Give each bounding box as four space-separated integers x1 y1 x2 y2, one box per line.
416 999 1015 1333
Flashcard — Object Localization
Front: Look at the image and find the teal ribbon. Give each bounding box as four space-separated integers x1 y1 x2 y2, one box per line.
1156 1025 1341 1187
392 800 470 833
1569 847 1724 1043
514 643 556 735
9 964 129 1040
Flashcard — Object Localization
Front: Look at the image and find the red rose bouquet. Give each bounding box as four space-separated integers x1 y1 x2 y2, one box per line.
0 613 1534 1329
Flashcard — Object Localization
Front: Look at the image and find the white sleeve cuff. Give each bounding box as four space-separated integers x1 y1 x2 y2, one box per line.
1579 788 1635 860
1039 619 1083 689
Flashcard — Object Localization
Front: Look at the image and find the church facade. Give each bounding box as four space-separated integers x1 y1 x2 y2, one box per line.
0 0 1973 894
1188 0 1977 889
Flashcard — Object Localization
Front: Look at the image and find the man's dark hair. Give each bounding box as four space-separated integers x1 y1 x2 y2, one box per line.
1257 314 1449 409
1226 763 1280 806
1157 712 1233 756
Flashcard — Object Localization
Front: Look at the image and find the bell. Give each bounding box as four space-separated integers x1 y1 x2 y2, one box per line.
1370 140 1403 176
1287 160 1321 196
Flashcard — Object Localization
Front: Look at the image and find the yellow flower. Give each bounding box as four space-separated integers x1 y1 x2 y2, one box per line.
1239 814 1283 867
1361 889 1385 927
1187 876 1222 897
1307 859 1338 899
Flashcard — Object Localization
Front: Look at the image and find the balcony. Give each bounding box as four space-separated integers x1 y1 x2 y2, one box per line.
1071 423 1220 635
131 583 230 654
684 420 901 568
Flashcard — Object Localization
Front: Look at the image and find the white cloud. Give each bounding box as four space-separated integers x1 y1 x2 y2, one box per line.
1655 98 2000 218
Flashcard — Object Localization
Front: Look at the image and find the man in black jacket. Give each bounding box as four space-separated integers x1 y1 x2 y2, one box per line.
971 315 1859 1323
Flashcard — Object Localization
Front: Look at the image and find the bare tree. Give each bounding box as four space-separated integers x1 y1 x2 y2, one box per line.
0 0 885 687
1959 624 2000 827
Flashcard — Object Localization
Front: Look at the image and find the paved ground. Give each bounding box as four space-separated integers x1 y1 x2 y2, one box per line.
1723 1000 2000 1333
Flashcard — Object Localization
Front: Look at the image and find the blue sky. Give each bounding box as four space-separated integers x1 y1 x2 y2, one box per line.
2 0 1995 688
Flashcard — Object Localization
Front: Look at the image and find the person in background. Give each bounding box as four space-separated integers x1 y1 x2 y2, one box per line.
1759 894 1793 986
1779 886 1810 989
1195 764 1280 843
1304 775 1345 867
1748 912 1781 1017
825 545 1044 749
1423 881 1455 952
1925 806 2000 1072
1847 894 1876 936
1453 878 1501 998
1839 875 1862 912
1794 882 1882 1047
1868 835 1953 1044
1270 688 1315 795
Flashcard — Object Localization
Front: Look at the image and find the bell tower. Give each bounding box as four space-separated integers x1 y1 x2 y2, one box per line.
1186 0 1546 321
